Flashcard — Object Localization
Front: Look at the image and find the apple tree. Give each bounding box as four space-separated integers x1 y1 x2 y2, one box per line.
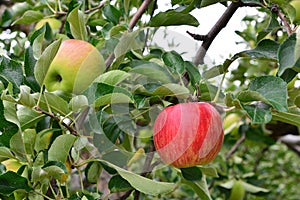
0 0 300 199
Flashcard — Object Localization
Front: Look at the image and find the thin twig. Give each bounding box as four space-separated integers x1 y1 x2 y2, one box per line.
129 0 153 30
186 31 207 41
85 0 110 14
105 0 154 68
134 143 155 200
34 106 78 136
226 131 246 160
270 4 293 35
253 146 269 172
143 0 157 52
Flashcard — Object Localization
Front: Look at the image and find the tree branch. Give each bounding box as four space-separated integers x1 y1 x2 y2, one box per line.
270 4 293 35
226 131 246 160
129 0 153 30
85 0 110 14
193 1 243 65
105 0 154 68
34 106 78 136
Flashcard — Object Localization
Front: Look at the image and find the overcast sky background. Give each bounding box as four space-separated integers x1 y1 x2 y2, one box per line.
152 1 259 64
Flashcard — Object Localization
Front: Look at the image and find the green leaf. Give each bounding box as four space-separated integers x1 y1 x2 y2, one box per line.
34 39 62 86
23 129 36 155
257 13 280 42
34 92 71 115
0 56 23 94
2 100 20 129
181 167 203 181
42 161 68 174
13 10 43 25
100 160 176 195
94 93 133 107
84 82 132 105
272 111 300 127
10 131 26 159
239 39 279 60
241 104 272 124
295 95 300 108
96 70 130 85
114 31 142 59
48 134 77 163
0 171 32 195
67 7 88 41
199 166 219 178
238 76 288 112
153 83 190 99
108 175 133 192
0 100 18 148
162 51 185 74
184 61 201 86
129 61 174 83
34 129 56 152
278 33 300 76
93 130 116 153
69 95 89 112
85 162 102 183
32 28 46 59
149 10 199 27
1 86 35 109
241 180 269 194
24 47 40 92
200 0 224 7
0 146 14 162
17 106 44 130
181 177 212 200
103 4 122 25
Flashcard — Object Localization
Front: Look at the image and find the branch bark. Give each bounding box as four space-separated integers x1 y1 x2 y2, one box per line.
226 131 246 160
105 0 154 68
193 1 243 65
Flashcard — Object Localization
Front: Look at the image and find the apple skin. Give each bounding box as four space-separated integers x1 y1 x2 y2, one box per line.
291 0 300 23
44 39 105 94
153 102 224 168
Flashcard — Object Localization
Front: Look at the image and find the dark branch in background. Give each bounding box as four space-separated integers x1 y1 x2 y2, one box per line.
85 0 109 14
279 135 300 156
120 143 162 200
270 4 293 35
253 146 269 172
105 0 154 68
34 106 78 136
190 1 261 65
226 131 246 160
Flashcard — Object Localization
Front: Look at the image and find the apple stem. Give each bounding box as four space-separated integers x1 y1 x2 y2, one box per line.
212 71 226 103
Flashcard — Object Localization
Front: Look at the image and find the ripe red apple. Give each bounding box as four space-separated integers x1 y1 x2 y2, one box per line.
44 39 105 94
153 102 224 168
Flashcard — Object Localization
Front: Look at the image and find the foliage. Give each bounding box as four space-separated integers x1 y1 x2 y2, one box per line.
0 0 300 199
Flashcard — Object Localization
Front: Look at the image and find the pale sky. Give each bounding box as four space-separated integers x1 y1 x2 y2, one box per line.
153 1 259 65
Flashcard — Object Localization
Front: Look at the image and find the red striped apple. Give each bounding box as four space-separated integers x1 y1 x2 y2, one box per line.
44 39 105 94
153 102 224 168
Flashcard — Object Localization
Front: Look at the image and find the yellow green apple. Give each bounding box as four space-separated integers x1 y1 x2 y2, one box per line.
35 18 62 31
44 39 105 94
291 0 300 23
